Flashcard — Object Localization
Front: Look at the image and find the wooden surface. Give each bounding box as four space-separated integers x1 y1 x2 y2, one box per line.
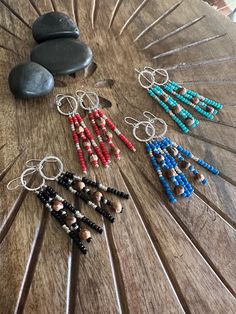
0 0 236 313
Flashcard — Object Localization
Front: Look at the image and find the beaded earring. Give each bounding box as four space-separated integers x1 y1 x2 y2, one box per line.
56 171 129 223
125 112 219 203
56 92 136 173
76 90 136 162
136 67 223 133
28 156 129 223
56 94 107 173
7 156 103 254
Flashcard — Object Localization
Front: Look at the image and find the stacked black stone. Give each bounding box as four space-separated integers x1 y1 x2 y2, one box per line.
8 12 93 99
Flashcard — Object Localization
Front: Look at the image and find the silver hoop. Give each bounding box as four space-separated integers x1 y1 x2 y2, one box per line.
153 68 169 86
76 90 99 111
38 156 64 181
143 112 168 139
133 121 156 142
20 167 45 191
136 69 155 89
56 95 78 116
136 67 169 88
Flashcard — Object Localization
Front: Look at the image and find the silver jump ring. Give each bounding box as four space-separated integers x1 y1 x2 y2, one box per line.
133 121 156 142
145 117 168 139
139 67 169 87
56 95 78 116
76 90 99 111
20 167 45 191
153 68 169 86
38 156 64 181
138 69 155 89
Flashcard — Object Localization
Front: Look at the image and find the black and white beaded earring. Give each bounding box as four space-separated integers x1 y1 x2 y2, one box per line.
7 156 103 255
125 112 220 204
136 67 223 133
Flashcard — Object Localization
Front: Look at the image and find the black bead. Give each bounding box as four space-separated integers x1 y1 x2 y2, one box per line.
64 171 74 179
80 216 103 234
95 206 115 223
69 231 87 254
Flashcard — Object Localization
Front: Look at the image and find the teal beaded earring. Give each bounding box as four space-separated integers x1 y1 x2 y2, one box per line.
136 67 223 133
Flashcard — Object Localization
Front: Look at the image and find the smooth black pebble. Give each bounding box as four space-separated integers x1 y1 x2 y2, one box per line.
30 38 93 75
32 11 80 43
8 62 54 99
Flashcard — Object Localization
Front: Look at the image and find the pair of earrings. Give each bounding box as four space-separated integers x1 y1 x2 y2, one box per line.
7 156 129 254
136 67 223 133
56 91 136 174
125 112 219 203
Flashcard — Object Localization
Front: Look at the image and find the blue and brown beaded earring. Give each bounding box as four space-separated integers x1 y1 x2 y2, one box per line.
125 112 219 203
136 67 223 133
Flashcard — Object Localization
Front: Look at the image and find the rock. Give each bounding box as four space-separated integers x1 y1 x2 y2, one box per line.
30 38 93 75
32 11 80 43
8 62 54 99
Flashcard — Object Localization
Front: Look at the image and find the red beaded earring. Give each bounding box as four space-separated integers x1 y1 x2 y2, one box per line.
56 92 136 173
56 94 107 173
76 90 136 162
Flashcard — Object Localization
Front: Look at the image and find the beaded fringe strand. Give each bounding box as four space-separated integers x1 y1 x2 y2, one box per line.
146 137 219 203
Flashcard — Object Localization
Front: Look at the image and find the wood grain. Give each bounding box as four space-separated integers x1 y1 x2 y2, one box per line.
0 0 236 313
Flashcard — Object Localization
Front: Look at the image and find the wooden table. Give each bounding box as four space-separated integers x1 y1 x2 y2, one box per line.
0 0 236 313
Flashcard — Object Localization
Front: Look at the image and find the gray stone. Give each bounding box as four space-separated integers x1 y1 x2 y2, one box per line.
8 62 54 99
32 11 80 43
30 38 93 75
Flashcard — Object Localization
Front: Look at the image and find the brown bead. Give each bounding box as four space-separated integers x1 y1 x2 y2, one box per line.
185 117 194 127
111 200 123 213
93 191 103 203
79 229 91 241
180 160 191 170
178 87 187 95
172 105 181 114
194 173 205 183
165 169 175 178
205 106 214 114
167 147 178 157
96 117 106 126
192 97 199 105
66 215 77 226
73 180 85 190
161 94 169 102
52 200 63 211
155 153 164 163
75 126 84 134
174 185 185 196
